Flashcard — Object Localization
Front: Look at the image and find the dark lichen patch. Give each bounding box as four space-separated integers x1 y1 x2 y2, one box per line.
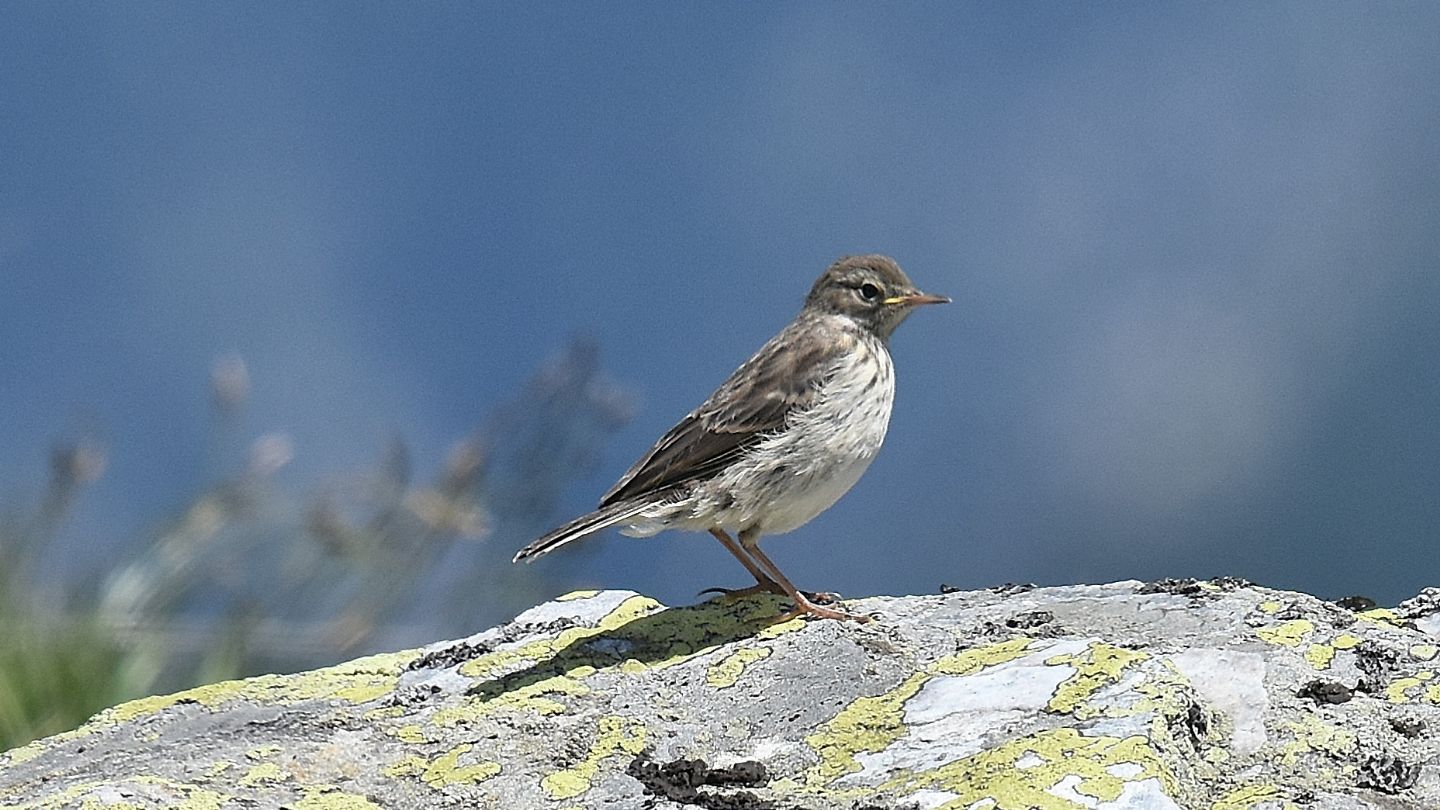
626 749 772 809
502 617 583 642
703 760 768 787
407 641 496 671
1297 680 1353 705
1138 578 1203 596
1389 713 1427 738
380 683 444 709
1334 595 1377 612
1271 603 1316 622
1005 610 1055 630
1397 587 1440 620
1356 753 1421 794
985 582 1036 596
976 608 1062 640
1353 641 1404 694
406 618 584 672
1138 577 1249 600
1168 696 1217 751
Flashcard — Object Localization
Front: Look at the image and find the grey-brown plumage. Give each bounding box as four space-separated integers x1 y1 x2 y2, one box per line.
513 255 948 621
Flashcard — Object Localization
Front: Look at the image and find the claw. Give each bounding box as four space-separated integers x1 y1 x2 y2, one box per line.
777 593 873 623
698 583 783 600
700 584 840 604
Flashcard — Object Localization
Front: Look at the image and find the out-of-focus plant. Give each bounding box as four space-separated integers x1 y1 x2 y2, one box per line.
0 441 147 750
0 339 632 751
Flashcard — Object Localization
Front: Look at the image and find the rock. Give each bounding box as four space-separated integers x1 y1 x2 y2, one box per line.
4 580 1440 808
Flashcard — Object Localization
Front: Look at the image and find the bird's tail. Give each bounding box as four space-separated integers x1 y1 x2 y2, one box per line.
512 499 652 563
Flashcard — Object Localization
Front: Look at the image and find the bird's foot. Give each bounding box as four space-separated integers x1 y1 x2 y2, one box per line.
778 593 873 623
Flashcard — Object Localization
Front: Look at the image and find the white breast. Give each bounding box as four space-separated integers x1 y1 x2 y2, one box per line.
744 332 895 535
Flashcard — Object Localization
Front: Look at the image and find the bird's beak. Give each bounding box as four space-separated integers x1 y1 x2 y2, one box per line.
883 292 951 307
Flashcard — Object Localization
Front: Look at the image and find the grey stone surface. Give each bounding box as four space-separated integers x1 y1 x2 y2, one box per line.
4 579 1440 809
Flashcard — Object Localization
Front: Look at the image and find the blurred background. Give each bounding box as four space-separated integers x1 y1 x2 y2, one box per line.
3 3 1439 748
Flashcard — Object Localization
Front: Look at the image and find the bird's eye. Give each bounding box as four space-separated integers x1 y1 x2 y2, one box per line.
858 283 881 301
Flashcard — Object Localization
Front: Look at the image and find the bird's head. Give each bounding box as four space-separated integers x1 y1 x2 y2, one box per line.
804 255 949 340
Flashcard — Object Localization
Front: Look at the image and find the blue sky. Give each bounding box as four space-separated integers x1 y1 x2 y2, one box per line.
4 4 1439 622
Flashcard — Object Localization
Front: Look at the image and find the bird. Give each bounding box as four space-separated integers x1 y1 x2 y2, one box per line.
513 255 949 621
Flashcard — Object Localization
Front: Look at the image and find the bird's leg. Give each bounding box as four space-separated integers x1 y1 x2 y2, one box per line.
739 528 872 623
700 528 786 598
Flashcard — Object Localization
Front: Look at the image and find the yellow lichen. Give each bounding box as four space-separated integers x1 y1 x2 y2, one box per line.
392 724 427 744
707 647 772 688
1044 643 1149 716
804 671 930 787
432 672 592 725
1257 601 1283 614
383 755 428 779
1303 643 1335 670
540 715 647 800
455 594 805 729
101 648 419 725
4 777 229 810
1332 633 1361 650
239 761 286 786
757 616 806 639
1386 671 1435 703
1212 783 1282 808
1386 676 1423 703
803 638 1046 790
1410 644 1438 661
932 637 1034 675
1280 714 1356 766
1281 624 1367 672
1132 660 1213 744
460 595 665 681
292 785 385 809
421 744 502 787
384 745 501 789
462 594 808 689
1255 619 1313 647
5 742 44 765
1356 608 1404 627
882 728 1169 810
136 775 229 810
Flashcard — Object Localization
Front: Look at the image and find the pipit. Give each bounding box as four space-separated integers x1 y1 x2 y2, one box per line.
513 255 948 621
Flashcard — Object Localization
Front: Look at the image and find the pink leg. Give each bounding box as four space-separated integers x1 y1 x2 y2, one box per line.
739 527 871 623
704 528 786 597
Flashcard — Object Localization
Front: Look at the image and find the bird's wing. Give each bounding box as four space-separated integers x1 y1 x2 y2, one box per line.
599 321 848 506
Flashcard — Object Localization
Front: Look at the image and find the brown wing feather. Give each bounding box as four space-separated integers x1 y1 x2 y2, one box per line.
600 317 847 506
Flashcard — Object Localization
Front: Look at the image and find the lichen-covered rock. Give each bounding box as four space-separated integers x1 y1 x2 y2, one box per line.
4 580 1440 809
